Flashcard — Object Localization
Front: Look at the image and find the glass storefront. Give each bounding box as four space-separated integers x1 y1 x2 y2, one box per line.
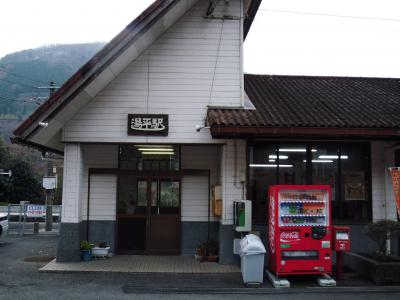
248 142 371 223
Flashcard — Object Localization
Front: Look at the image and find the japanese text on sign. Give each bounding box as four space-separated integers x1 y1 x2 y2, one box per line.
26 205 46 218
127 114 168 136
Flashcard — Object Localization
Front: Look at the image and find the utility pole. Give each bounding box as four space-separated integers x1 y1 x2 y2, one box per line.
44 81 58 232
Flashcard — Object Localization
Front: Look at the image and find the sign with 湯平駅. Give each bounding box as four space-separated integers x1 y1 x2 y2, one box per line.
127 114 168 136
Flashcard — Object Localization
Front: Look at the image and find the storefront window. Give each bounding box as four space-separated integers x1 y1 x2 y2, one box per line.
311 144 339 218
277 144 307 185
248 142 371 224
248 145 277 221
340 144 370 221
119 145 180 171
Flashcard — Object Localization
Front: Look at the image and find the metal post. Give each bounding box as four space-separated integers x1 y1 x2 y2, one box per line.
336 251 344 280
45 191 53 231
21 204 26 236
7 204 11 236
19 204 23 236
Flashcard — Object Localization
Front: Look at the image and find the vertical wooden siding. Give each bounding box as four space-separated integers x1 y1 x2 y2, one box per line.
80 145 118 220
87 174 117 221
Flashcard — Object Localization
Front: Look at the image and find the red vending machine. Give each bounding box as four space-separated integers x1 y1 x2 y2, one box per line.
268 185 332 276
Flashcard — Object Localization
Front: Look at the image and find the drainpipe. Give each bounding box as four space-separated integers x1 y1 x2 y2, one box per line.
239 0 244 108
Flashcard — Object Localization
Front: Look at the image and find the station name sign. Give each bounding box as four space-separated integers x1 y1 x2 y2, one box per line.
127 114 168 136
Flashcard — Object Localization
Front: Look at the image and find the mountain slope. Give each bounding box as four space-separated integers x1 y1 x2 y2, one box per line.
0 42 105 140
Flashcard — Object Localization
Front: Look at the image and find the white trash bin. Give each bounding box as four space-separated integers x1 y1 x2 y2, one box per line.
239 234 266 285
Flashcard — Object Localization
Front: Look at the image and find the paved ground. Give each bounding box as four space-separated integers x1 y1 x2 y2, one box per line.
1 234 400 300
41 255 239 273
7 221 60 235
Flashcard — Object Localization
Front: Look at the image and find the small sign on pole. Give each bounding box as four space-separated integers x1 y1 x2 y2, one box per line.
42 176 57 190
26 205 46 218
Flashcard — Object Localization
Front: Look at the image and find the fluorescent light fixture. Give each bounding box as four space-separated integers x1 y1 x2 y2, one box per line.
269 155 288 159
141 152 174 155
303 159 334 163
269 159 276 162
319 155 348 159
279 148 317 152
249 164 293 168
135 145 172 148
138 148 173 151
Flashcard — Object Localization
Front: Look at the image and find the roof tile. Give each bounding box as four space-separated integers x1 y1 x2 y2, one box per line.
207 74 400 129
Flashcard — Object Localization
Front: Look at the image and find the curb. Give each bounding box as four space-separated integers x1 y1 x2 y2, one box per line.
123 285 400 294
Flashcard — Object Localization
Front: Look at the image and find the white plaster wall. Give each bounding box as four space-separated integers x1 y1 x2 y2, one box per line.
61 143 83 223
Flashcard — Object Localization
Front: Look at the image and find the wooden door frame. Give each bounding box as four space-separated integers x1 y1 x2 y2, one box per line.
88 168 209 254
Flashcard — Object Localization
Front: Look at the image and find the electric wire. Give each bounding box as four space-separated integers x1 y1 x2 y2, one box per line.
258 8 400 23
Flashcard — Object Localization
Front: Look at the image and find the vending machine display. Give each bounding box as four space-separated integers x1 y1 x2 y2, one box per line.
268 185 332 276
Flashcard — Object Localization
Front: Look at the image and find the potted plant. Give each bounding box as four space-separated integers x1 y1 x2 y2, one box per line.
80 240 94 261
204 239 219 262
344 220 400 285
195 243 206 262
92 242 111 258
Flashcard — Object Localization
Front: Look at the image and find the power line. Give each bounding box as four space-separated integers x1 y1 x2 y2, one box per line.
258 8 400 23
0 66 49 85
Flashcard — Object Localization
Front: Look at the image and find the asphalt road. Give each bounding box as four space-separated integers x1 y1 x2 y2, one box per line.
0 235 399 300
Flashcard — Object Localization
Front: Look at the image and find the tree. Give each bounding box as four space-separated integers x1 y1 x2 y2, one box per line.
0 135 9 165
5 158 43 203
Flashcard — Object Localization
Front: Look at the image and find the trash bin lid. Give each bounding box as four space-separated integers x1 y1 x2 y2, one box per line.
239 234 266 256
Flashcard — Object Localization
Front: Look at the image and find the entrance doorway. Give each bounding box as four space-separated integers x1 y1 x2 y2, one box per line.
117 175 180 254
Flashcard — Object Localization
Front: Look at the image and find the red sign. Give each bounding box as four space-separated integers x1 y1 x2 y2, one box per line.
389 168 400 218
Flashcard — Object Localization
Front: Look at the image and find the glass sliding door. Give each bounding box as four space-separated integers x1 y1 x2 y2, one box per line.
117 176 180 254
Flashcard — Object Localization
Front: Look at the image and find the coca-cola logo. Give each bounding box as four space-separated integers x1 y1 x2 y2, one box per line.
280 231 300 240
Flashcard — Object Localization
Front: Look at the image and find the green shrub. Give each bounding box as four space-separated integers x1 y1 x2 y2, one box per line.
365 220 400 255
80 240 94 251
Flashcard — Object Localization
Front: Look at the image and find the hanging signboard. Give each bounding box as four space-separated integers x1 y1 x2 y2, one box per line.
389 167 400 218
43 176 57 190
127 114 168 136
26 205 46 218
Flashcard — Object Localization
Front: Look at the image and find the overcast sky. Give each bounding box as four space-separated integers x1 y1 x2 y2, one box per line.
1 0 400 77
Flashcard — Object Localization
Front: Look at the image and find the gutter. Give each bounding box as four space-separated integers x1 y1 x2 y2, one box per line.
210 126 400 139
10 136 64 155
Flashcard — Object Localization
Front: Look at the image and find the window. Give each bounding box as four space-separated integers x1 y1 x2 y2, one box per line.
248 142 371 224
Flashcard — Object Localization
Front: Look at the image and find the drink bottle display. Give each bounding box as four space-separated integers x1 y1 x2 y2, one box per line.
268 185 332 276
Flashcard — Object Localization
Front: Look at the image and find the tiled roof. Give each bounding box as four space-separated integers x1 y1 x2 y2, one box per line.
207 74 400 129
